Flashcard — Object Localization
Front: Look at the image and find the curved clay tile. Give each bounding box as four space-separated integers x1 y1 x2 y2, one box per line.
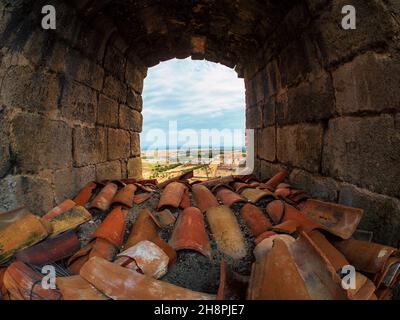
42 199 76 222
89 183 119 211
192 184 219 213
157 181 187 210
240 203 271 237
170 207 211 258
111 184 137 208
73 182 99 206
215 186 247 207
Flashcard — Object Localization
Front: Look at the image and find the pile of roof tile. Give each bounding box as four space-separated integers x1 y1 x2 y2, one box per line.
0 170 399 300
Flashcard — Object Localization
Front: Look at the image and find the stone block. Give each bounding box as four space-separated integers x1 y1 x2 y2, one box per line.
119 104 138 131
333 53 400 114
0 175 54 216
277 71 335 125
257 126 276 162
1 65 59 113
104 45 126 81
339 183 400 247
259 160 288 181
131 133 141 157
262 99 276 127
11 113 72 173
125 61 145 93
108 128 131 160
127 157 143 179
96 160 122 181
322 115 400 198
73 126 107 166
103 75 127 103
289 169 339 201
97 94 119 127
246 104 262 129
60 80 97 124
315 0 397 66
127 88 143 112
277 123 323 172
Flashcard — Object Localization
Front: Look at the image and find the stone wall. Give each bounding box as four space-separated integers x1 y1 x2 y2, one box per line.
247 0 400 246
0 0 144 214
0 0 399 247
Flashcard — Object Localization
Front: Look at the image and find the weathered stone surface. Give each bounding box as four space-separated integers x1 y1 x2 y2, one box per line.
131 110 143 133
119 104 138 131
0 175 54 216
97 95 119 127
290 169 339 201
108 128 130 160
103 75 127 103
246 104 262 129
333 53 400 114
257 126 276 162
262 99 275 127
65 50 104 91
339 184 400 247
322 115 400 198
1 66 59 113
315 0 397 66
11 113 72 173
127 88 143 112
104 45 126 81
258 160 288 181
96 160 122 181
131 133 141 157
73 127 107 166
0 106 10 177
127 157 143 179
125 61 145 93
60 81 97 123
277 124 323 172
277 71 335 125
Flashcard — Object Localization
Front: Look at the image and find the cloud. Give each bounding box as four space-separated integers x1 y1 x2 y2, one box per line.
142 58 246 138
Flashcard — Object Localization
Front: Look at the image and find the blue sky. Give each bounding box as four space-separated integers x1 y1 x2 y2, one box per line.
142 58 245 149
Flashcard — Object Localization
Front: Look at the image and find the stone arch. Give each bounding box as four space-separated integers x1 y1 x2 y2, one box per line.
0 0 399 245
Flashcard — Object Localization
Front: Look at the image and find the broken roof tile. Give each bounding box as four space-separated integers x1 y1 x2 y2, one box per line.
264 169 289 190
192 184 219 213
89 183 119 212
217 260 248 300
42 199 77 222
80 257 215 300
157 181 188 210
299 199 363 239
240 203 271 237
170 207 211 258
0 213 49 264
15 231 80 266
116 240 169 279
3 261 62 300
92 207 126 248
57 275 108 300
111 184 137 208
73 182 100 206
148 209 176 229
215 186 247 207
49 205 92 237
240 187 276 203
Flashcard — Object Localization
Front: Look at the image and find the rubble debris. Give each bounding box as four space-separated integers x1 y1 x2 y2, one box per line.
0 170 400 300
115 240 169 279
170 207 211 258
206 205 247 260
80 257 215 300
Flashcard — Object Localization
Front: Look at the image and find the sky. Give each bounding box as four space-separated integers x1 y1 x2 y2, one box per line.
142 58 245 149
